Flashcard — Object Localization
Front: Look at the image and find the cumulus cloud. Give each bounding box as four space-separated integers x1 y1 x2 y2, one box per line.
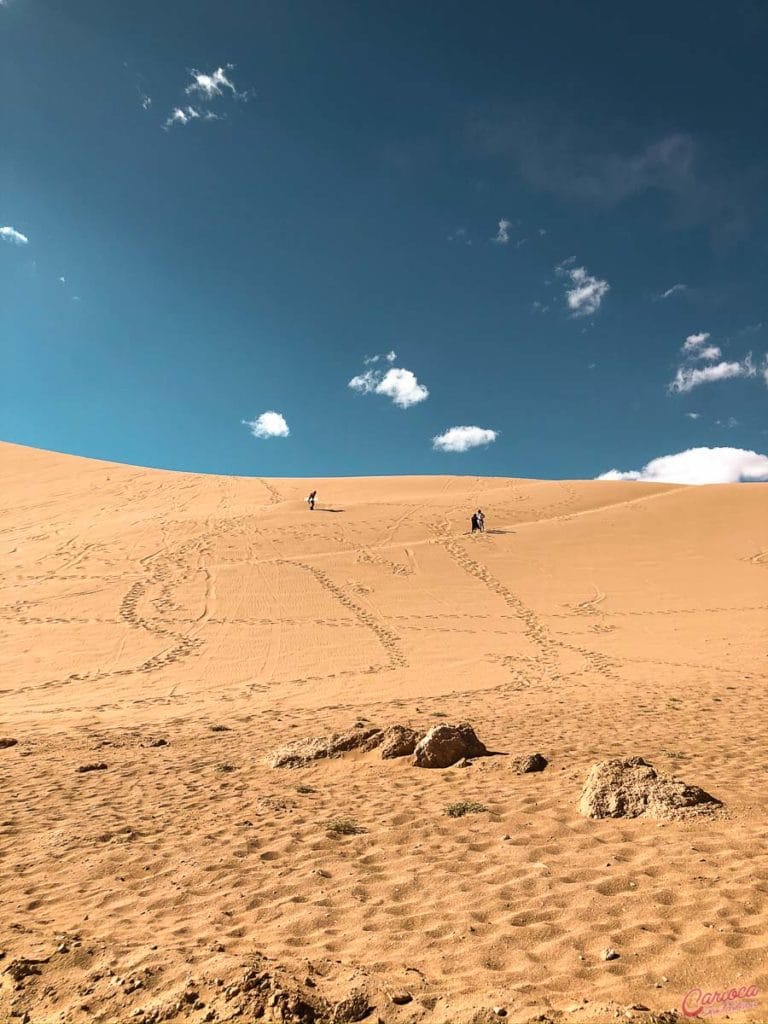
556 261 610 317
598 447 768 485
163 106 199 128
685 412 701 420
492 218 511 244
669 332 757 393
186 65 245 101
1 225 29 245
657 283 687 300
363 350 397 366
669 357 755 393
432 426 498 453
683 332 711 352
242 411 290 439
348 362 428 408
163 64 250 130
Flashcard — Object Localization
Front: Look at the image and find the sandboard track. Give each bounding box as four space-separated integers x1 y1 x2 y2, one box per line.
433 518 622 683
285 560 408 671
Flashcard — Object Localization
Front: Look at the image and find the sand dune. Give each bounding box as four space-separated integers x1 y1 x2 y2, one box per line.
1 440 767 1023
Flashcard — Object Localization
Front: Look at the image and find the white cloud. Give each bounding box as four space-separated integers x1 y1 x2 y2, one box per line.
349 365 429 408
163 105 221 129
348 369 378 393
685 412 701 420
164 106 200 128
432 426 498 453
58 276 66 283
669 355 755 393
683 331 711 352
763 354 768 386
697 345 722 361
492 219 511 244
376 368 429 407
556 262 610 317
1 225 29 245
141 94 152 110
363 350 397 366
657 283 687 300
242 411 290 439
186 65 243 100
598 447 768 485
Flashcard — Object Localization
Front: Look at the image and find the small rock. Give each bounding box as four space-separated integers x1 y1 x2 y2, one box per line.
601 948 620 961
412 723 488 769
333 989 370 1022
149 738 168 747
390 990 412 1005
511 752 548 774
0 738 19 749
77 762 108 773
493 1008 507 1017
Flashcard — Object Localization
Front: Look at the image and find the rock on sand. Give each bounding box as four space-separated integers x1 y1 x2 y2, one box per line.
413 723 488 769
579 756 721 820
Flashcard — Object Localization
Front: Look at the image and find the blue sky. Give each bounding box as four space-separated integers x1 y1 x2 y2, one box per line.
2 0 767 481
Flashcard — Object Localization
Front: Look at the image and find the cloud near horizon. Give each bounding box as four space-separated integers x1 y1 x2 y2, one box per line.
242 411 290 439
598 446 768 484
432 426 498 453
348 362 429 408
1 225 29 245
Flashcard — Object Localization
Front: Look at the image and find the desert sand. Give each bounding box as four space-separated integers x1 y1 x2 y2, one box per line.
1 440 767 1023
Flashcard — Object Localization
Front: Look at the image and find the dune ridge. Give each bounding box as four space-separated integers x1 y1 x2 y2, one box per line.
1 440 767 1023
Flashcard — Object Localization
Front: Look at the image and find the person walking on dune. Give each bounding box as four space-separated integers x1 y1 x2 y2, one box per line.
471 512 480 533
307 489 317 511
476 509 485 532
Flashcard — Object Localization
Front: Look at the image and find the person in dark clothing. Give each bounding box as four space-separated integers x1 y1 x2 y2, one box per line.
476 509 485 531
307 489 317 510
471 512 480 533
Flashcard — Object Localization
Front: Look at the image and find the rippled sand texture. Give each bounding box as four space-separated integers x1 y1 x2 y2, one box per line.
1 441 767 1022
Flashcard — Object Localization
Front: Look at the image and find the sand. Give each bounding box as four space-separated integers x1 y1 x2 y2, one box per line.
1 440 767 1023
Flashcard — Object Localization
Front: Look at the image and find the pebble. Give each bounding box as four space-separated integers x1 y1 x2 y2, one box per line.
601 948 620 961
493 1008 507 1017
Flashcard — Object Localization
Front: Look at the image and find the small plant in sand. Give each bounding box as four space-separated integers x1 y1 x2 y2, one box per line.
295 784 316 794
326 818 365 835
444 800 487 818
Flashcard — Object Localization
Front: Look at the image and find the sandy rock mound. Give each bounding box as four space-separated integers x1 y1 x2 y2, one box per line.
511 752 548 773
269 724 382 768
413 723 488 769
379 725 422 759
579 756 721 820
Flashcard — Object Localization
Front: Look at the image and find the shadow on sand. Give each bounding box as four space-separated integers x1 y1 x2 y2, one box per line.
313 508 345 513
